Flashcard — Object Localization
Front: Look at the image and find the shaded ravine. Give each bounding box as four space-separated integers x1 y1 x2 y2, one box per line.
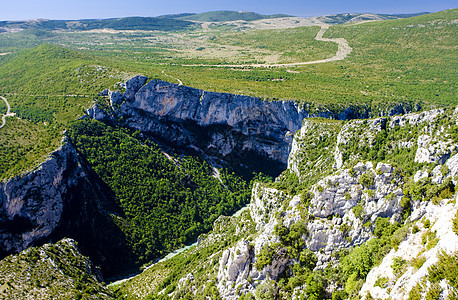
0 96 13 129
182 26 352 68
108 204 251 287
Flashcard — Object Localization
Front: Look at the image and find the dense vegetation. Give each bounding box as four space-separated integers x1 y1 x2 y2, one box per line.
112 209 257 299
338 218 409 298
67 119 251 264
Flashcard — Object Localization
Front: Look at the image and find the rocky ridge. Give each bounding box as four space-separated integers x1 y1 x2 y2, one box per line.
162 107 458 299
88 77 381 175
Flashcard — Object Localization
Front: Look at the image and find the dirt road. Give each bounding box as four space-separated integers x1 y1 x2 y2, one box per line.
183 26 352 68
0 96 13 129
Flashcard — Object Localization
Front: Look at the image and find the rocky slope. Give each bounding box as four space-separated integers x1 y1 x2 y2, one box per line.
0 238 115 299
0 139 130 277
89 77 374 176
116 106 458 299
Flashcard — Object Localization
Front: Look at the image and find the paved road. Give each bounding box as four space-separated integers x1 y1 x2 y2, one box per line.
182 26 352 68
0 96 13 129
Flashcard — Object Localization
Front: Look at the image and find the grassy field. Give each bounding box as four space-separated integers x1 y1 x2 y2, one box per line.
211 26 337 63
0 9 456 179
0 45 136 180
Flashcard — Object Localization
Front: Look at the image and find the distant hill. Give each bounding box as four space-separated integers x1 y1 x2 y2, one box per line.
165 10 292 22
0 17 196 32
317 12 429 24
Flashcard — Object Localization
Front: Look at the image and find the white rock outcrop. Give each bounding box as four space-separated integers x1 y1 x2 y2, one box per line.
360 198 458 299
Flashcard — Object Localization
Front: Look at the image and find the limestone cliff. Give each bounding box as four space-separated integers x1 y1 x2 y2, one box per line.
0 140 129 277
89 77 373 176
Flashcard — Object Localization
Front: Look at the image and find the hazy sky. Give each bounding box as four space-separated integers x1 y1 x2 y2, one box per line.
1 0 456 21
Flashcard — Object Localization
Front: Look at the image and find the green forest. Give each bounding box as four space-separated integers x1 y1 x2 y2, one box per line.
67 119 251 264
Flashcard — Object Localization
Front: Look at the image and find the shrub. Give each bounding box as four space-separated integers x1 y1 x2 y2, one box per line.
425 283 443 300
340 239 380 279
332 290 348 300
423 219 431 229
359 171 375 188
301 192 312 207
254 244 277 270
391 257 407 277
410 255 426 270
352 204 364 219
317 185 324 193
345 273 363 296
453 210 458 236
349 167 356 177
374 217 400 239
305 272 326 300
364 189 375 198
255 282 275 300
408 282 422 300
374 276 389 288
428 250 458 289
401 196 411 208
422 230 439 250
363 221 371 229
299 249 317 271
390 225 409 250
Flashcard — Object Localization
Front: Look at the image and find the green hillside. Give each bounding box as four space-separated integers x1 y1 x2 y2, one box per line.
165 9 457 107
0 45 131 180
324 8 457 107
318 12 428 24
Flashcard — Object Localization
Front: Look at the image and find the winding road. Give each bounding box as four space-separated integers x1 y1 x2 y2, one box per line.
162 71 183 85
183 26 352 68
0 96 14 129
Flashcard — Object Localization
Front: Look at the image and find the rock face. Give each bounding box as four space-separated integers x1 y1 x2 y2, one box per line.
360 198 458 300
90 77 371 176
210 107 458 299
0 141 129 277
214 160 407 299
